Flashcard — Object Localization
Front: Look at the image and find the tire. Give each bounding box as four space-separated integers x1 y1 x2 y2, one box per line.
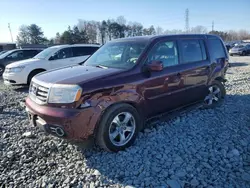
96 103 141 152
203 80 226 109
27 70 44 85
0 65 5 76
242 51 246 56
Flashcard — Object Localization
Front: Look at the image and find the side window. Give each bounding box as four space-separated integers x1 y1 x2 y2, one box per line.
72 47 98 57
6 51 24 60
180 39 205 64
147 41 179 67
50 48 72 60
24 50 39 58
207 39 227 60
85 47 99 55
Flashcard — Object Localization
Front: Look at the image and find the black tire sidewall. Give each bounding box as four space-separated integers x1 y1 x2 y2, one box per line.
0 65 5 76
98 104 141 152
27 70 43 85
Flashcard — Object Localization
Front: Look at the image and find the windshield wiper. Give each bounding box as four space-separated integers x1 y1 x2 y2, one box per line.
96 65 108 69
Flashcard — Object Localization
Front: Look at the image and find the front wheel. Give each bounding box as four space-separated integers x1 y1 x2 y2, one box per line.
0 65 5 76
203 80 226 109
242 51 246 56
96 103 141 152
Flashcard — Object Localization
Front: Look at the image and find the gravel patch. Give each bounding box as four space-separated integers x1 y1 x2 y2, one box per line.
0 56 250 187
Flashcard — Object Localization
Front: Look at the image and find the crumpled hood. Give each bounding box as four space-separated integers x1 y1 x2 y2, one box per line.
6 58 42 68
34 65 123 85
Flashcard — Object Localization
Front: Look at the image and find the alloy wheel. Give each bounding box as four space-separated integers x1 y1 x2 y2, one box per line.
204 85 221 106
108 112 136 146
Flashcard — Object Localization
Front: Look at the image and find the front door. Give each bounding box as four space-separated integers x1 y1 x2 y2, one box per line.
49 47 75 69
140 40 184 117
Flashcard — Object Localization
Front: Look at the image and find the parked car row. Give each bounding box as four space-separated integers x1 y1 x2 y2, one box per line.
2 44 99 85
22 34 229 152
229 43 250 56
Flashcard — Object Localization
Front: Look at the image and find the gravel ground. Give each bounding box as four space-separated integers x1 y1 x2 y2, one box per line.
0 56 250 188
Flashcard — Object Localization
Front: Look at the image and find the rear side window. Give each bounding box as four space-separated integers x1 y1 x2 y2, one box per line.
72 46 99 57
180 39 206 64
24 50 40 58
207 39 227 60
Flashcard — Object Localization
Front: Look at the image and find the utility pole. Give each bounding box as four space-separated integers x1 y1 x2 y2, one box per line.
185 9 190 33
8 23 14 42
212 21 214 32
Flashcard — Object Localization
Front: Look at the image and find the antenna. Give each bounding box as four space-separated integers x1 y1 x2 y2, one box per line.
185 9 190 33
212 21 214 32
8 23 14 42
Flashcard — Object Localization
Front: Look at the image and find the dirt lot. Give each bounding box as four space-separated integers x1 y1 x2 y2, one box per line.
0 56 250 188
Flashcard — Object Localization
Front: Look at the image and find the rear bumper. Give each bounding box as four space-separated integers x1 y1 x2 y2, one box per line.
25 97 101 142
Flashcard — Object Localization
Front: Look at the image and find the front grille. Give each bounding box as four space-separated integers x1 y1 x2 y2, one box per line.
29 82 49 104
5 68 10 73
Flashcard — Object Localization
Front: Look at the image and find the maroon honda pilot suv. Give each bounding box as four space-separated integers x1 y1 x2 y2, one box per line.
25 34 229 152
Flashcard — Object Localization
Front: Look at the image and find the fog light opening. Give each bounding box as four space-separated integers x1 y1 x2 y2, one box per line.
55 127 65 137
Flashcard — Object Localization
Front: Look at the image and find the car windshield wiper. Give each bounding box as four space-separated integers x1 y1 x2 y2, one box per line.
96 65 108 69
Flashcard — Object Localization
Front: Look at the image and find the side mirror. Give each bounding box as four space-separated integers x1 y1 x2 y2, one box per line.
148 61 163 71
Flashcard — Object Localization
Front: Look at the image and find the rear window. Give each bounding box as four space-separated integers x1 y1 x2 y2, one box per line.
180 39 206 64
207 39 227 60
72 46 99 57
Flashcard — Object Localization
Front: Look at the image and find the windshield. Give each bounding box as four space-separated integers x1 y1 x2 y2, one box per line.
33 47 57 59
84 40 148 69
0 50 17 59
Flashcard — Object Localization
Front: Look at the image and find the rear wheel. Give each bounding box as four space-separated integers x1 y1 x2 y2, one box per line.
203 80 226 109
242 51 246 56
0 65 5 76
96 103 141 152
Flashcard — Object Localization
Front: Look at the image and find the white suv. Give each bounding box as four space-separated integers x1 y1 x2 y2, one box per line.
3 44 99 85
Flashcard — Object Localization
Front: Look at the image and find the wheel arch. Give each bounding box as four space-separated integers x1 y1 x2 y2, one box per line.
27 68 46 84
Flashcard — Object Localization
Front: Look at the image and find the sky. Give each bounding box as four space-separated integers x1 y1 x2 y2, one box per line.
0 0 250 42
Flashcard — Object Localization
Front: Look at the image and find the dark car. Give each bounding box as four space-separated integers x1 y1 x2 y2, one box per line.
25 34 229 152
0 49 42 75
229 44 250 56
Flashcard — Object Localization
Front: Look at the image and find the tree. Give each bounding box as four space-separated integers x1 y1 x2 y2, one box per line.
28 24 47 44
99 20 108 44
78 20 99 43
60 26 73 44
156 26 163 35
190 25 207 34
209 30 229 41
16 25 30 44
16 24 47 45
116 16 126 25
54 32 61 44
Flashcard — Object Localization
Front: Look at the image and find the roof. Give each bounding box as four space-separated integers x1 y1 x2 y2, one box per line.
48 44 100 49
111 34 221 43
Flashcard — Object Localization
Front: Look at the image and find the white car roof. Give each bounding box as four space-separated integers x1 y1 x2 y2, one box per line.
49 44 100 49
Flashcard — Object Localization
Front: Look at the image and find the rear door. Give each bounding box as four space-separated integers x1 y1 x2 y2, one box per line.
49 47 73 69
177 38 210 104
72 46 99 64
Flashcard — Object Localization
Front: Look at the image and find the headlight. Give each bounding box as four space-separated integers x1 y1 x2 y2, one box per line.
48 84 82 103
8 66 25 73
